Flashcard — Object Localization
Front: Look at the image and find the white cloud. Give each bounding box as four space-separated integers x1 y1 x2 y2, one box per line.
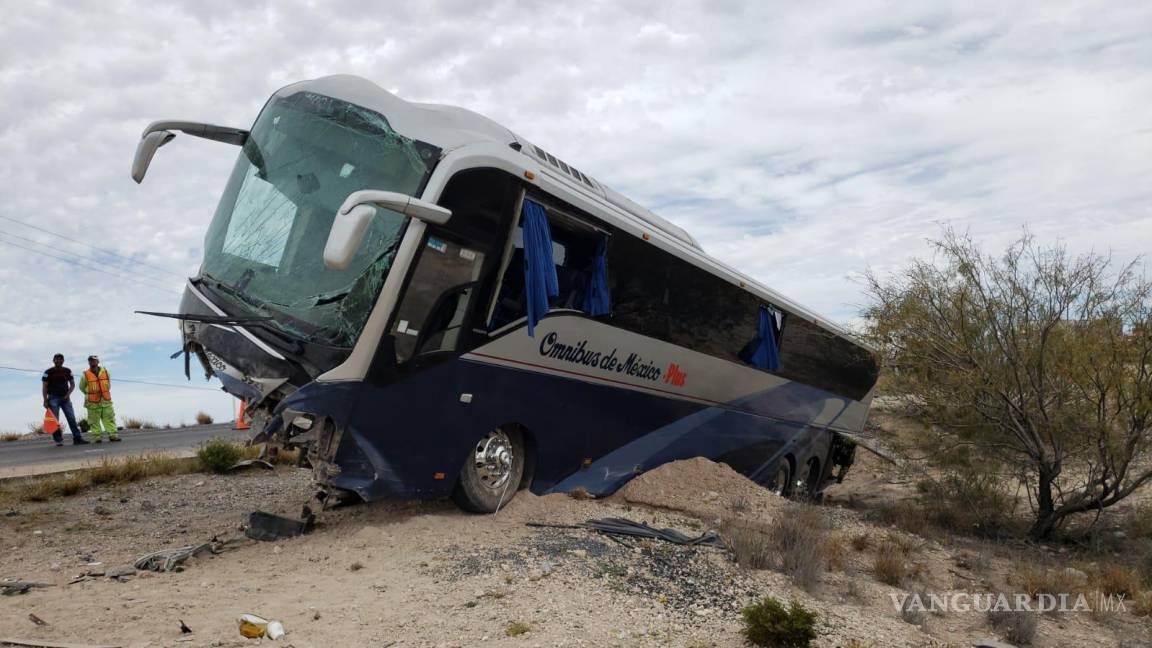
1 0 1150 422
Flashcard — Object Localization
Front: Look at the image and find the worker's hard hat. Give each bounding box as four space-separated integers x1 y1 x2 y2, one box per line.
87 355 99 361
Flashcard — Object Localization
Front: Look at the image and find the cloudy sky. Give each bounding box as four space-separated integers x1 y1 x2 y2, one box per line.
1 0 1150 430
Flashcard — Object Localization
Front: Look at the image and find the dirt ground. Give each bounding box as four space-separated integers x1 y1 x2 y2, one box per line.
1 415 1150 648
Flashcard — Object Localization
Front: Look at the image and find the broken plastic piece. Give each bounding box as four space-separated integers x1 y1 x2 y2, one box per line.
244 506 315 542
238 613 268 638
266 620 285 640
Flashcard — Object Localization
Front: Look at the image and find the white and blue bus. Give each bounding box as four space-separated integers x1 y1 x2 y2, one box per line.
132 75 877 512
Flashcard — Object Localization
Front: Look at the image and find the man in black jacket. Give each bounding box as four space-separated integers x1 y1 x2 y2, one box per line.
42 353 88 446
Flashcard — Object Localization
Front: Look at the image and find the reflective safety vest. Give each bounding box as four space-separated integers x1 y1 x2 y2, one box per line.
84 368 111 403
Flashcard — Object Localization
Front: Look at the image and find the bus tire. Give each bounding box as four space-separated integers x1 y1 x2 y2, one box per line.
768 457 793 497
451 427 526 513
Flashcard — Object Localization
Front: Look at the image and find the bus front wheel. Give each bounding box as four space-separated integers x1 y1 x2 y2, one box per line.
769 458 793 497
452 427 526 513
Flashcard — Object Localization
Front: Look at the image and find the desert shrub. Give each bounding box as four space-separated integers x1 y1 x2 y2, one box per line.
850 533 871 552
918 471 1015 538
195 411 214 425
1 432 22 442
27 422 43 435
1092 564 1144 598
504 621 530 636
1013 563 1084 598
121 418 156 430
873 553 908 587
724 505 830 590
987 607 1038 645
871 500 935 538
197 438 243 474
741 596 818 648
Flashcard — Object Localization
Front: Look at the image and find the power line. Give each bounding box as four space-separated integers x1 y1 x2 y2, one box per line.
0 213 186 277
0 365 220 392
0 236 181 296
0 230 181 288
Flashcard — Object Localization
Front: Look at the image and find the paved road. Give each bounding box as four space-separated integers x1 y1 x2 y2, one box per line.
0 423 250 479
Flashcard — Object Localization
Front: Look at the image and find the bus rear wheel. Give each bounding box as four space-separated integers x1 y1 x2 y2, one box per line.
451 427 526 513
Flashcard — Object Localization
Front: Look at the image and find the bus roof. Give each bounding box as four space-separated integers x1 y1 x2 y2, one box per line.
273 75 862 344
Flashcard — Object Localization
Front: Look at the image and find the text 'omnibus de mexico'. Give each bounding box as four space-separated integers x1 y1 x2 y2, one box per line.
131 75 877 512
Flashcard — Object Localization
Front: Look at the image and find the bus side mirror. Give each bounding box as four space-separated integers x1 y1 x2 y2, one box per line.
131 120 249 184
323 190 453 270
323 204 377 271
131 130 176 183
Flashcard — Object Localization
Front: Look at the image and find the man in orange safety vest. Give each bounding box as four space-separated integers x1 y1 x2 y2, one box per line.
79 355 119 443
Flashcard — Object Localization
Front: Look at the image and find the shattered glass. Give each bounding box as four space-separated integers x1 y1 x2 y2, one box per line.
201 92 440 348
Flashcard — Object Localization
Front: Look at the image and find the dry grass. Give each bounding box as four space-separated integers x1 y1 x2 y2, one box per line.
121 418 156 430
871 499 936 538
1012 563 1086 599
27 422 43 435
917 471 1016 538
1091 564 1145 598
1 432 22 442
195 411 214 425
850 533 871 552
986 607 1038 645
504 621 530 637
724 505 831 590
873 552 909 587
0 454 199 503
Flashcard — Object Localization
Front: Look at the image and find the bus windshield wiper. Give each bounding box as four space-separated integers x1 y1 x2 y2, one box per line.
135 311 273 325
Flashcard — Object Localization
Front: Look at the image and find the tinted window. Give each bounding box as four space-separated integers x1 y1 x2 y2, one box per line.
607 231 878 400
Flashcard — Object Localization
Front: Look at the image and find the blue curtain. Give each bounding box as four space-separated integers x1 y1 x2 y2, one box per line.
582 234 611 316
522 200 558 337
750 305 781 371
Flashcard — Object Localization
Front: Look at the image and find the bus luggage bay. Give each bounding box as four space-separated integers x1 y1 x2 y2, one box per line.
131 75 878 512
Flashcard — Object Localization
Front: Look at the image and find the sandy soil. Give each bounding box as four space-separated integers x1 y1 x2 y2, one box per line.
1 418 1150 648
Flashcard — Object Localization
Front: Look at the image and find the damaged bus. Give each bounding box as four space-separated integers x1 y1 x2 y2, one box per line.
131 75 877 512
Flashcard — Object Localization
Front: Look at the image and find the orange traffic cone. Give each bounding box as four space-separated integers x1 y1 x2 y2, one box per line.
234 399 250 430
43 409 60 435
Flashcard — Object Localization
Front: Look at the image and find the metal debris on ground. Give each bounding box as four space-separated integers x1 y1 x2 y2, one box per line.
133 535 249 573
579 518 723 547
179 619 193 634
245 506 315 542
1 580 55 596
227 458 275 472
27 613 49 626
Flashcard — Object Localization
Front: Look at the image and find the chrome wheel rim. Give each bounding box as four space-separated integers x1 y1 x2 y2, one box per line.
473 429 514 491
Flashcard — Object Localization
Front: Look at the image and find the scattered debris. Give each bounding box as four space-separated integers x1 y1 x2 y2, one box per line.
245 506 315 542
28 612 49 626
2 580 55 596
266 620 285 640
238 613 269 638
228 458 275 472
179 619 193 634
583 518 723 547
133 536 248 573
134 544 212 572
237 613 285 639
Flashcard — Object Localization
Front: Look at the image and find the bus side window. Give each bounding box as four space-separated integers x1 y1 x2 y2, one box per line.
391 234 487 363
487 205 604 332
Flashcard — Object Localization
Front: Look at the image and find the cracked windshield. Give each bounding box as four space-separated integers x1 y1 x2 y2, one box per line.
201 91 440 347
